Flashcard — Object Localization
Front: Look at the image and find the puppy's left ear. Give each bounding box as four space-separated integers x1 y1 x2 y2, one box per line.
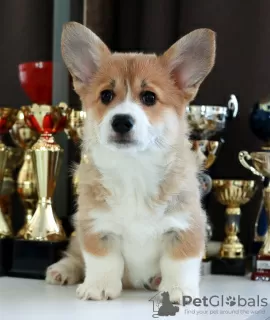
162 29 216 99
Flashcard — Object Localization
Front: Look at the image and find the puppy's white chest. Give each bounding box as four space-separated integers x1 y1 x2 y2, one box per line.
91 146 168 287
120 214 163 288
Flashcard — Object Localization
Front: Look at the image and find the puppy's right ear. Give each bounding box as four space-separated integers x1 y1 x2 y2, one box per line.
61 22 110 92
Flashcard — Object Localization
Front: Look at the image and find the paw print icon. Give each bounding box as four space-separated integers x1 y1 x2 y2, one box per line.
225 296 236 307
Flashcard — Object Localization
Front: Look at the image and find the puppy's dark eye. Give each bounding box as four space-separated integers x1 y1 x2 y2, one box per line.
100 90 114 104
140 91 156 106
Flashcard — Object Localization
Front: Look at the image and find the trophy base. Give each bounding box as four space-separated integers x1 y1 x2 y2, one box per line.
0 238 13 276
211 257 246 276
251 254 270 281
8 239 68 279
251 270 270 281
0 238 13 277
201 257 212 276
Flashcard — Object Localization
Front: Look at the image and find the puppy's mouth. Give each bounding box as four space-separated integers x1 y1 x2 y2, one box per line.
109 134 138 147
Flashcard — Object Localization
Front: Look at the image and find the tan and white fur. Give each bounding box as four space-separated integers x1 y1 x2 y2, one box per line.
46 22 216 303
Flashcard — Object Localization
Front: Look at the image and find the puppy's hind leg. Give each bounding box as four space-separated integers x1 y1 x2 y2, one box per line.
46 234 84 285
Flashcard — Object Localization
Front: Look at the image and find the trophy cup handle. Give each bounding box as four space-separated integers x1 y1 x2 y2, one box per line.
238 151 264 178
227 94 239 118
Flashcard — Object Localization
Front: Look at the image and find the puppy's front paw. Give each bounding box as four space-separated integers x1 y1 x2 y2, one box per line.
159 280 199 305
76 278 122 301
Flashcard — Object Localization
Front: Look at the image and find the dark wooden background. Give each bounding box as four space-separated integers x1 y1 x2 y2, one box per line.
1 0 270 252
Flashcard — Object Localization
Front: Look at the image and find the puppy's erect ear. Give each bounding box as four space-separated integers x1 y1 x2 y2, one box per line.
61 22 110 92
162 29 216 99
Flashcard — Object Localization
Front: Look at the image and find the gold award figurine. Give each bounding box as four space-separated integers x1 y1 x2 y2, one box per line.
19 103 71 241
212 179 256 275
187 95 238 275
239 150 270 280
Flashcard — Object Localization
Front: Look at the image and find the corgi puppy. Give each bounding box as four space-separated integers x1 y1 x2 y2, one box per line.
46 22 216 303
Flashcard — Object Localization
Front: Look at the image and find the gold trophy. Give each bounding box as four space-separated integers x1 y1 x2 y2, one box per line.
66 109 86 195
187 95 238 275
9 61 72 278
0 107 19 275
0 147 24 223
65 109 86 238
9 103 71 279
186 94 238 140
211 179 257 275
19 103 70 241
192 140 222 171
65 109 86 145
239 151 270 280
9 110 39 234
0 108 19 237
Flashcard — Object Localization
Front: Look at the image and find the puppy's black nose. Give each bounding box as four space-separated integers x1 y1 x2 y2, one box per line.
111 114 134 134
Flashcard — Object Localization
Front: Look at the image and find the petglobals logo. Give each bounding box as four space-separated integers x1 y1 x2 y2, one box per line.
183 295 268 308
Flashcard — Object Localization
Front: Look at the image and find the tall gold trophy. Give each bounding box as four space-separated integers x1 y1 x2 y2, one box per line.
66 110 86 237
0 108 19 275
187 94 238 275
9 61 71 279
9 103 71 278
19 103 70 240
239 151 270 280
211 180 256 275
66 109 86 195
238 98 270 280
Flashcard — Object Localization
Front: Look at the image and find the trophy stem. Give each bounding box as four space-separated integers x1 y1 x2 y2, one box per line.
17 149 37 236
220 206 244 258
19 134 66 241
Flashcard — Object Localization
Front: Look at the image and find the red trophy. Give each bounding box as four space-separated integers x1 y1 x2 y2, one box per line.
9 61 71 279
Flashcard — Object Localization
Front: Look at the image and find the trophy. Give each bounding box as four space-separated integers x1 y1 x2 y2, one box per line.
211 179 257 275
187 94 239 274
19 103 71 240
9 110 39 235
9 61 71 279
186 94 239 140
238 97 270 280
0 107 19 275
65 109 86 145
65 109 86 195
249 98 270 254
65 109 86 237
0 147 24 221
192 140 223 199
239 152 270 280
